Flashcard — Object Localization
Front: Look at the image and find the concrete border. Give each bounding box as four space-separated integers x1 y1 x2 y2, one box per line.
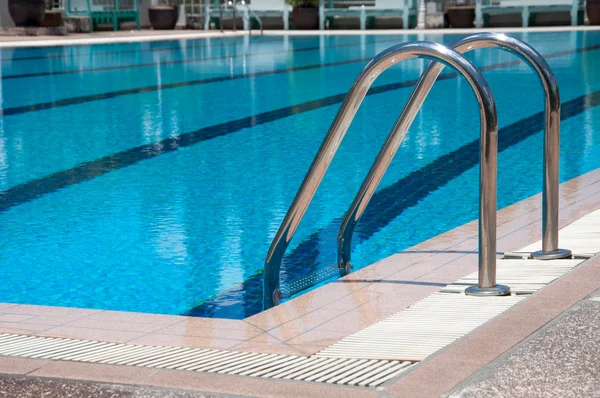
1 25 600 48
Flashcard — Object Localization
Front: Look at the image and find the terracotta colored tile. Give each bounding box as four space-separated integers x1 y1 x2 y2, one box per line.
276 284 368 314
285 329 350 345
236 332 282 344
383 252 468 281
137 368 376 398
417 253 479 283
29 360 155 384
351 295 424 319
0 322 52 334
4 305 99 318
39 326 146 343
371 283 443 311
312 288 380 310
287 344 332 356
127 333 242 349
442 316 544 365
384 381 448 398
0 303 19 311
398 358 482 391
155 322 262 340
0 356 50 375
315 309 385 333
534 279 600 302
0 314 35 322
63 318 168 333
158 316 255 331
244 306 301 330
275 309 348 334
84 311 184 326
263 326 302 342
355 282 403 297
21 316 76 326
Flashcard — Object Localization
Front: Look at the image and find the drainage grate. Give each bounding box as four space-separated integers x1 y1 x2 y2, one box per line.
0 333 415 388
442 259 582 295
316 293 524 361
316 256 583 361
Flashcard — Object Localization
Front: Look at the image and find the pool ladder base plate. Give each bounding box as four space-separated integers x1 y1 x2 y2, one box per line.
530 248 572 260
465 284 511 297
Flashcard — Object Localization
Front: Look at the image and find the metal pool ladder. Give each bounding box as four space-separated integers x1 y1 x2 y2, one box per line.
262 33 570 310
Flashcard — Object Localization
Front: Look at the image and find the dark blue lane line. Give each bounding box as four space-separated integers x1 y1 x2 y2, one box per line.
2 37 408 81
185 88 600 319
0 61 528 212
0 57 370 117
0 35 315 63
2 42 599 118
1 43 597 212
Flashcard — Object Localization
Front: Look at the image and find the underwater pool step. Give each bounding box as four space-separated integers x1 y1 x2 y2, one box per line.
0 333 416 388
280 264 341 299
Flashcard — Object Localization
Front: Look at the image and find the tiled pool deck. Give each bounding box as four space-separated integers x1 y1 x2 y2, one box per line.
1 167 600 396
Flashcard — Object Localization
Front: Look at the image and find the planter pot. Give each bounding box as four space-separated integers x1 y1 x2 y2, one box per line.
149 5 178 30
292 6 319 30
446 6 475 28
587 0 600 25
41 11 63 27
8 0 46 27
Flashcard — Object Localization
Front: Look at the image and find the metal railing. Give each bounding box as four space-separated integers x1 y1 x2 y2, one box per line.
338 32 571 298
240 0 263 36
263 41 509 309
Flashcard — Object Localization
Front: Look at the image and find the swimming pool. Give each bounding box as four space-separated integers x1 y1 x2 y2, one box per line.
0 31 599 319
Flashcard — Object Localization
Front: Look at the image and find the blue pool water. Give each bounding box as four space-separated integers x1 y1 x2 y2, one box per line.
1 31 600 319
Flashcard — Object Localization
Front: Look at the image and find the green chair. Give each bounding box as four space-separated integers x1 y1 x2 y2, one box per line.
66 0 141 32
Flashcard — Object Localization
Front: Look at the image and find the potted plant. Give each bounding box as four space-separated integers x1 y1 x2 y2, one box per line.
588 0 600 25
287 0 319 30
41 9 63 27
8 0 46 27
149 0 180 30
445 0 475 28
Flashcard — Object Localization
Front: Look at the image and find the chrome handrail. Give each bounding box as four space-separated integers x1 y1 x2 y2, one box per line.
263 41 509 310
337 33 571 297
241 1 263 36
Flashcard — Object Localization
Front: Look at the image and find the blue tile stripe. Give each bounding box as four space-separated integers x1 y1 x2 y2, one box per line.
185 89 600 319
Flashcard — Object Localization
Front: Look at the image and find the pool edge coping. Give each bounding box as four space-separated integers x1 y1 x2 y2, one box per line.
1 25 600 48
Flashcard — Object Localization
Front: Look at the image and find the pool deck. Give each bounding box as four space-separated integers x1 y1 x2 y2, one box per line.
1 165 600 396
1 25 600 48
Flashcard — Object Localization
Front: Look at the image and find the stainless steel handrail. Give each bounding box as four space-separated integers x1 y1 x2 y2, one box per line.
263 41 509 310
241 1 263 36
337 33 571 297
